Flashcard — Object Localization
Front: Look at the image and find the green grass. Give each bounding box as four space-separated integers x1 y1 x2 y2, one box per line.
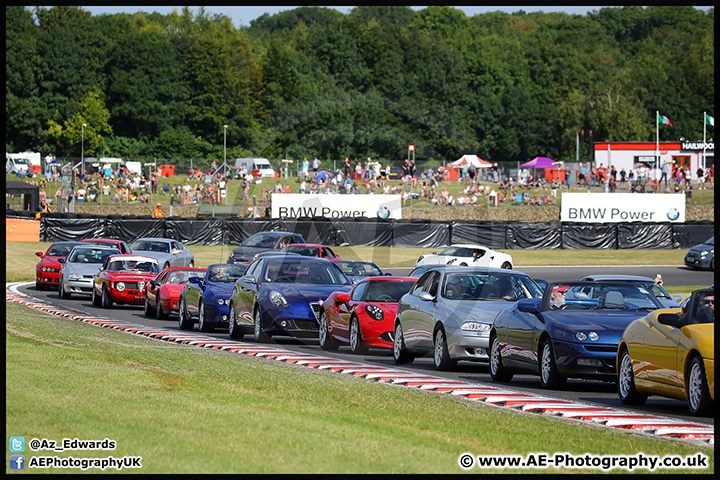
5 302 713 474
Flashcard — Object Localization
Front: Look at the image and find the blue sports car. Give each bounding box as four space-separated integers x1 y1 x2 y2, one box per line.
178 263 249 332
489 281 664 389
228 256 352 341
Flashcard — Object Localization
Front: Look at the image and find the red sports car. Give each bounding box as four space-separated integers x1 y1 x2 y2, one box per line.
279 243 341 261
35 241 83 290
319 276 416 353
91 254 160 308
144 266 206 319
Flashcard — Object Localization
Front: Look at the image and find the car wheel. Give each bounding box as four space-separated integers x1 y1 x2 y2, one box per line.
501 262 512 269
91 284 102 307
489 333 514 382
156 297 168 320
318 311 338 351
349 317 367 354
539 338 565 389
144 295 154 317
101 285 113 308
178 297 193 330
687 355 713 416
198 301 214 332
393 321 414 365
254 308 271 343
228 303 245 339
59 279 70 299
617 347 647 405
433 327 457 371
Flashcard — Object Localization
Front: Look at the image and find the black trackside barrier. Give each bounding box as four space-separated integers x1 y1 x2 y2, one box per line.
31 214 713 250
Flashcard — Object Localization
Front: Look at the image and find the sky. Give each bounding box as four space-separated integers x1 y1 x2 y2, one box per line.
78 5 610 28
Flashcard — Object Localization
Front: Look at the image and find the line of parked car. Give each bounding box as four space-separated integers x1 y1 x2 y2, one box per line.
36 232 714 416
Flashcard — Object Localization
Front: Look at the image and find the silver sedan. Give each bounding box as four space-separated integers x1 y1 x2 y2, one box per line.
129 237 195 269
58 245 121 299
393 266 544 371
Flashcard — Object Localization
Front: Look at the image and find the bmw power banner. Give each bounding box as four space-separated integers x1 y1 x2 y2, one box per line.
561 193 685 223
273 194 402 220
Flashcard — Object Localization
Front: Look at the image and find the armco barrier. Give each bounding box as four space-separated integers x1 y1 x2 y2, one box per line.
32 215 714 250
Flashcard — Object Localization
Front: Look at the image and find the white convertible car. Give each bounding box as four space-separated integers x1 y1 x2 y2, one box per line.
415 244 513 269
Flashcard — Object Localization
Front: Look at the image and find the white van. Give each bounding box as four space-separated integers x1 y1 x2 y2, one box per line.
235 158 276 178
6 155 32 174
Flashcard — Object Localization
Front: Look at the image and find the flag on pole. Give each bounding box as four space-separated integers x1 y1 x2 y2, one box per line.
657 113 673 127
705 113 714 126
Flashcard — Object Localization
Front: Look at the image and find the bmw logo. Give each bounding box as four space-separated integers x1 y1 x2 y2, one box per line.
377 206 390 219
666 208 680 221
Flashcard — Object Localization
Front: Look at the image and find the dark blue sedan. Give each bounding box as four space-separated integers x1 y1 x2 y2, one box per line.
178 263 249 332
489 281 664 389
227 256 352 341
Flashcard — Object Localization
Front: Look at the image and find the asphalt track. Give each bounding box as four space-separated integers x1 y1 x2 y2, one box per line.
8 263 714 448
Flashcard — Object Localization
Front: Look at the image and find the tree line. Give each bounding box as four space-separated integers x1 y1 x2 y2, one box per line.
5 5 714 172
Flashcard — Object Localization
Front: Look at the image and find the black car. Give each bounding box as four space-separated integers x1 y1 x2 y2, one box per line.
226 231 305 264
684 236 714 271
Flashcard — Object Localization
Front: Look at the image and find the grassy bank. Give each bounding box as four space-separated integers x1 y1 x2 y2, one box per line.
5 301 712 474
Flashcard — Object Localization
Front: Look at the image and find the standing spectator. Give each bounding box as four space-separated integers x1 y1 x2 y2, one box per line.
312 156 321 179
685 182 693 202
696 166 705 190
660 161 671 187
706 165 714 188
151 174 158 194
344 157 351 178
683 166 691 187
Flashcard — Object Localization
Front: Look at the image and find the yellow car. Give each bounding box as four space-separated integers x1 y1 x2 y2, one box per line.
617 287 714 416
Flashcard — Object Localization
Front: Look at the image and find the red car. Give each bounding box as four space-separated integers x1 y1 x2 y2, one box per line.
280 243 340 261
144 266 206 319
91 254 160 308
35 241 84 290
82 238 133 254
319 276 417 353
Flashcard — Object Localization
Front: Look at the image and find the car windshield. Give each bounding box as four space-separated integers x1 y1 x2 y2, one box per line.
47 244 79 257
283 246 319 257
442 272 543 300
439 246 481 257
364 280 414 303
244 234 281 248
338 261 383 276
131 241 170 253
546 282 663 311
68 248 116 264
263 260 350 285
208 264 248 282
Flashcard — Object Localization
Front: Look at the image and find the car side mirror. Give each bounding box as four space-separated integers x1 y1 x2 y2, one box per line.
58 258 65 264
242 275 257 285
36 252 44 258
187 276 201 285
336 293 350 305
149 279 159 287
418 291 434 302
657 312 684 328
672 295 683 304
517 299 541 314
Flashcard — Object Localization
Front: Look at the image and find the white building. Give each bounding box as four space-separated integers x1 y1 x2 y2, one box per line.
593 141 714 180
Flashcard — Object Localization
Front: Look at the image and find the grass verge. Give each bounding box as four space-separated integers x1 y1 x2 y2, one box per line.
5 301 713 474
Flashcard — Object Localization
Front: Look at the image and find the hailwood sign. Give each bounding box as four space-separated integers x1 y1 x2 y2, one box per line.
561 193 686 223
272 194 402 220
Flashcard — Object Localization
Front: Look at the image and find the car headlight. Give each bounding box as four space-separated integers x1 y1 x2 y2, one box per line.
115 282 125 291
270 290 288 308
461 321 490 333
700 250 710 257
576 331 599 341
364 304 384 321
68 273 82 280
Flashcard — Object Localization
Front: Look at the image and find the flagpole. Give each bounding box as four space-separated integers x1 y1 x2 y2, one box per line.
703 111 706 171
656 110 660 172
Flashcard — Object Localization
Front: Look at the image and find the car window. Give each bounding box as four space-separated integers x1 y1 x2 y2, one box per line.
425 272 441 296
411 271 434 295
689 289 714 325
244 234 278 249
350 282 367 302
47 244 79 257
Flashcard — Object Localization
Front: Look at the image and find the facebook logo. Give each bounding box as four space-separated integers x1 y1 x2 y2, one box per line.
10 455 25 470
10 436 25 452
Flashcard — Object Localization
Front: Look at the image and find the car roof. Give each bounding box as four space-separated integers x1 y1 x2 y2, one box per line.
70 244 118 251
132 237 173 242
107 254 158 263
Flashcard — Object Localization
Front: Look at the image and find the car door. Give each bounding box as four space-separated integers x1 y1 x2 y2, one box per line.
401 270 440 352
233 259 264 327
640 314 683 388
